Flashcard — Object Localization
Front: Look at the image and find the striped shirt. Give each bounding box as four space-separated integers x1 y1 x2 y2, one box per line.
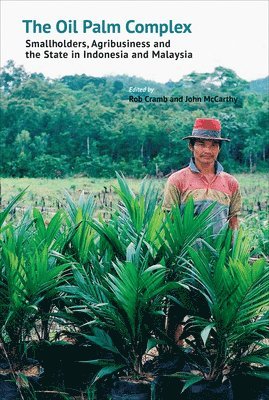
163 159 242 234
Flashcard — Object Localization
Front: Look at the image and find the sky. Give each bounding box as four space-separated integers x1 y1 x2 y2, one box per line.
1 0 268 83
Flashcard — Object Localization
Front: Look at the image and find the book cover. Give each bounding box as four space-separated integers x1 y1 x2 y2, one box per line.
0 2 269 399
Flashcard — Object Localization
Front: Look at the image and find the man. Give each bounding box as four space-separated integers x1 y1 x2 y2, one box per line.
163 118 242 233
163 118 242 345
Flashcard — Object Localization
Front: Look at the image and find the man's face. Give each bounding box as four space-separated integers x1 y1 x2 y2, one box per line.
189 139 221 166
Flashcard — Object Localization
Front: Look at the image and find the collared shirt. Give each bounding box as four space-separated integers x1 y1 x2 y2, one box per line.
163 159 242 234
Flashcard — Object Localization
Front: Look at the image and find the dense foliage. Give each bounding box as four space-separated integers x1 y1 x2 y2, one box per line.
0 60 268 178
0 177 268 399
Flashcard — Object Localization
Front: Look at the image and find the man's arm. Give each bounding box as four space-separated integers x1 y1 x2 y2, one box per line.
228 182 242 230
162 181 181 211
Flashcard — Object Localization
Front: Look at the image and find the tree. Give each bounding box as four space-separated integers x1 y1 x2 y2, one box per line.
0 60 29 93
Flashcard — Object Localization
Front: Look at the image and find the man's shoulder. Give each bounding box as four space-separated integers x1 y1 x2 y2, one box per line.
220 172 240 190
168 167 191 186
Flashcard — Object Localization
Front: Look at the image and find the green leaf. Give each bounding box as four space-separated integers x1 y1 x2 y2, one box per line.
168 372 204 393
181 375 204 393
240 355 269 367
201 323 215 346
92 364 125 384
0 188 27 228
146 338 166 352
80 359 121 366
82 328 121 355
245 369 269 381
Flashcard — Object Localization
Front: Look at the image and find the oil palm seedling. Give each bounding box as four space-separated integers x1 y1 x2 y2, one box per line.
60 240 186 399
157 198 223 347
0 207 72 363
0 207 73 398
172 228 269 399
162 199 221 272
88 173 165 264
82 176 224 361
63 190 116 313
89 173 220 268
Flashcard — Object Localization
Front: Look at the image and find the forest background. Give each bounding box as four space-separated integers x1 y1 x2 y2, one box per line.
0 61 268 179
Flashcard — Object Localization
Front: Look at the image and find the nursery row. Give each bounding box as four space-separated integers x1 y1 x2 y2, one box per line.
0 174 268 400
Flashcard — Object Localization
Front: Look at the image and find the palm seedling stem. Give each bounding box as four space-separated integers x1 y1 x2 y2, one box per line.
134 354 143 376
